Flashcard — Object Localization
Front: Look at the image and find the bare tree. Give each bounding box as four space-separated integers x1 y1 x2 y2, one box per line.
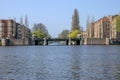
91 16 95 23
20 16 23 25
86 16 90 31
25 15 29 28
20 16 25 39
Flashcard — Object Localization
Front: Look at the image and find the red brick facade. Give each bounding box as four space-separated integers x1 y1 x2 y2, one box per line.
87 15 120 39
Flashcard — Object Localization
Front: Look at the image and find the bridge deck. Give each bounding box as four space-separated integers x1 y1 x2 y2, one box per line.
36 38 81 41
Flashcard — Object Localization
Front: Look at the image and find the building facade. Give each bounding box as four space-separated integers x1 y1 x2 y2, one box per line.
0 19 17 38
87 14 120 40
87 23 94 38
111 15 120 39
0 19 31 39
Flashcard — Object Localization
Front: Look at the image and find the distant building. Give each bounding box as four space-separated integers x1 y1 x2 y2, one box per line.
82 31 87 38
0 19 17 38
0 19 31 39
20 25 31 39
87 14 120 40
110 15 120 39
94 17 110 38
16 23 22 39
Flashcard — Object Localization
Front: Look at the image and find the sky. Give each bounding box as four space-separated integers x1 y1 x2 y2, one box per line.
0 0 120 37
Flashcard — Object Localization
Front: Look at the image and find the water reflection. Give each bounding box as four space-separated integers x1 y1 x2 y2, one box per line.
70 46 81 80
114 65 120 80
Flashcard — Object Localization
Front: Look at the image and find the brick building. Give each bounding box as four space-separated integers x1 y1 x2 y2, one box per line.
87 14 120 40
0 19 31 39
87 23 94 38
0 19 16 38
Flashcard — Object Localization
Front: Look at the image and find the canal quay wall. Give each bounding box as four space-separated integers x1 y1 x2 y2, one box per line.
1 38 30 46
1 38 117 46
83 38 110 45
10 38 30 46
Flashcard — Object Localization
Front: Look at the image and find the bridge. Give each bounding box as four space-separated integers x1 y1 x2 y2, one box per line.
34 38 82 45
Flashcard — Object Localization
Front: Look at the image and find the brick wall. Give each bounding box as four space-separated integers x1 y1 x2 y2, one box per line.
10 38 29 46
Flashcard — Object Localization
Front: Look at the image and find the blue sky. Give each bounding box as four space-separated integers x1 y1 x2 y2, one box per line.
0 0 120 37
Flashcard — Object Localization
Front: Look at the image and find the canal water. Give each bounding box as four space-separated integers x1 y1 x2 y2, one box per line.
0 46 120 80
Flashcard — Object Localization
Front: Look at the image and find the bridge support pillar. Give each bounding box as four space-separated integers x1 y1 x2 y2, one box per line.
106 38 110 45
80 38 83 45
68 38 71 45
1 38 6 46
43 37 48 45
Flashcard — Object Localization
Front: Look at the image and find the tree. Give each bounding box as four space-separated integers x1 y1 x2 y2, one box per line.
32 23 50 39
25 15 29 28
33 23 48 34
115 16 120 32
32 30 47 39
91 16 95 23
20 16 23 25
72 8 80 31
68 29 80 38
86 16 95 38
58 30 69 39
86 16 91 36
20 17 25 39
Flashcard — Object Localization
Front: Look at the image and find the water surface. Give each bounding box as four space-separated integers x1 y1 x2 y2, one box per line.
0 45 120 80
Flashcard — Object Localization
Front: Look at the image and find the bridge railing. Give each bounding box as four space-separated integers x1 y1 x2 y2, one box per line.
34 38 82 45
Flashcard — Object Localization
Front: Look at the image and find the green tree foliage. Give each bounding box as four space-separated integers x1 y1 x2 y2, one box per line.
116 16 120 32
32 23 48 34
68 29 81 38
58 30 69 39
72 9 80 31
32 23 50 39
32 30 47 39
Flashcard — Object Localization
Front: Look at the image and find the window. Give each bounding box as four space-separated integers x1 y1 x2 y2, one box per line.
8 23 13 26
0 23 4 26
